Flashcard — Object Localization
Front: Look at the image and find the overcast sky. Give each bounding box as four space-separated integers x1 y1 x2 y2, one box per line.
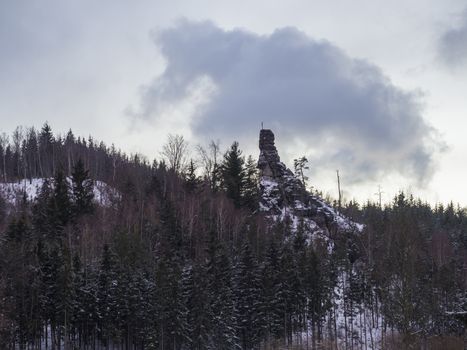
1 0 466 205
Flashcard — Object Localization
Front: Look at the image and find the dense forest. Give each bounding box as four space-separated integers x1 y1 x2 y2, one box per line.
0 124 466 349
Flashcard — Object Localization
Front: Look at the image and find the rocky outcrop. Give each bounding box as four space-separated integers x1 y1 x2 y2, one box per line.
257 129 362 238
258 129 287 179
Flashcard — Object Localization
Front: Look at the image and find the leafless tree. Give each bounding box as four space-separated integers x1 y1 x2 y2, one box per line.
0 133 9 182
13 127 25 180
196 140 221 189
161 134 189 173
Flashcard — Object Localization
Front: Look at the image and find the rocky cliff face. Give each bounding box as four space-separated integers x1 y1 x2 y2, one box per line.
257 129 362 239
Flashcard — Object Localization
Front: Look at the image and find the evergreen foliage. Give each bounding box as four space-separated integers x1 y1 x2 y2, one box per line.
243 155 259 211
184 159 200 193
221 142 246 207
71 158 95 217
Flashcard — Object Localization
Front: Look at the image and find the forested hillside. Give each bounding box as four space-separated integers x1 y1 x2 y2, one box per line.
0 124 465 349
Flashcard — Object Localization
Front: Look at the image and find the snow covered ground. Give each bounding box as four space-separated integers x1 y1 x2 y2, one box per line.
0 178 119 206
332 271 385 350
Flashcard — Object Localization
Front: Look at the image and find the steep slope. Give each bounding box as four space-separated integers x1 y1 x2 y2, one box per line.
258 129 379 348
257 129 363 238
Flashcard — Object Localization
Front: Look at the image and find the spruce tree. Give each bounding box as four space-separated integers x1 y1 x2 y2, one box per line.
242 155 259 211
279 243 305 343
2 216 39 347
97 244 119 344
32 179 53 241
180 262 211 349
185 159 200 193
305 247 331 344
235 243 263 349
51 168 72 230
221 142 245 207
70 253 85 341
39 122 55 177
6 215 30 244
155 257 185 350
206 232 239 349
39 247 68 348
261 238 284 339
71 158 94 217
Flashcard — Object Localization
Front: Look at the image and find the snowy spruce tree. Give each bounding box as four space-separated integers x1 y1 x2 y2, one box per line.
235 243 264 350
71 158 95 217
221 141 245 208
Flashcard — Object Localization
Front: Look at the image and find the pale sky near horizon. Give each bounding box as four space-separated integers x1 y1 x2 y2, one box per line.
1 0 466 206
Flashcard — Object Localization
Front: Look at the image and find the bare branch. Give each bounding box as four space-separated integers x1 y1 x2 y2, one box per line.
161 134 189 173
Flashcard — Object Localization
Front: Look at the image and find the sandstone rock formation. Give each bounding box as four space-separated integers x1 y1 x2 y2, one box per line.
257 129 362 238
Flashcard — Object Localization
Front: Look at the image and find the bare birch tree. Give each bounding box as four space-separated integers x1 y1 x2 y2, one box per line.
161 134 189 173
196 139 221 190
0 133 9 182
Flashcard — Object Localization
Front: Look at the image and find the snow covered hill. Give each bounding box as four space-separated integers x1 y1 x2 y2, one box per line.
0 178 119 206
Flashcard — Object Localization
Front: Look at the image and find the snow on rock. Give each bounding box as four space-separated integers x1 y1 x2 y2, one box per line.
0 178 120 206
257 129 363 243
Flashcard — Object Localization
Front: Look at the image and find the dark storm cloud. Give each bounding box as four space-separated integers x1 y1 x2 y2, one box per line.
438 9 467 67
133 20 442 184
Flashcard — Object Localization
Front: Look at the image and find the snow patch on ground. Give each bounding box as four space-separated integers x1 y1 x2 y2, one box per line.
0 178 119 206
331 270 384 349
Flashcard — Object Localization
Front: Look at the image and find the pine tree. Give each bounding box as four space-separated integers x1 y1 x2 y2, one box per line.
185 159 200 193
242 155 259 211
159 198 184 259
56 246 73 349
97 244 119 344
65 129 75 176
5 215 30 244
114 269 131 342
71 158 95 217
292 226 309 335
32 179 56 248
39 246 69 349
70 253 83 339
24 128 39 179
131 271 156 348
235 243 263 349
278 244 293 343
2 215 40 347
293 156 309 188
180 262 211 349
305 247 332 345
261 238 284 339
206 232 239 349
221 142 245 207
39 122 55 177
51 168 72 230
74 261 99 347
155 257 185 350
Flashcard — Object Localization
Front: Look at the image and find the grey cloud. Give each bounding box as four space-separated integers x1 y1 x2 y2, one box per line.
438 9 467 67
0 1 79 67
134 19 442 185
